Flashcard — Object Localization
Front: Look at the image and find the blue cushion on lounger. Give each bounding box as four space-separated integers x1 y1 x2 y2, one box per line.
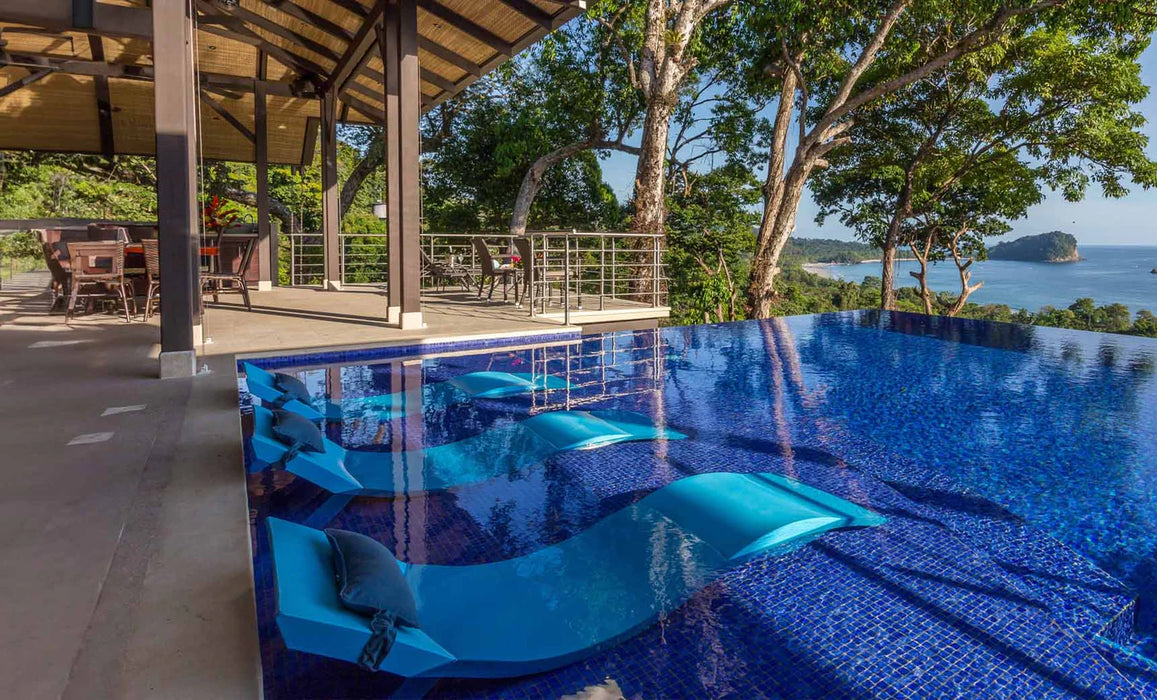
325 528 420 671
271 409 325 454
274 372 312 405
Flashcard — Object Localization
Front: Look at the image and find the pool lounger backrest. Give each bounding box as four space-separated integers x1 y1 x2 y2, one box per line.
267 517 456 676
520 410 685 452
242 363 326 422
251 406 362 494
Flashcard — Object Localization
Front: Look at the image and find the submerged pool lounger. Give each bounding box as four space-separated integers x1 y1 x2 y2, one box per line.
266 472 886 678
250 404 686 496
242 362 569 422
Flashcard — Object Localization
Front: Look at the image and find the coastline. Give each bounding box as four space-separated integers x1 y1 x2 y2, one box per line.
803 258 918 280
801 246 1157 315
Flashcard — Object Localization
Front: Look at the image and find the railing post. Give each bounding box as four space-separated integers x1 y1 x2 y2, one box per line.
527 234 536 318
652 234 659 308
563 233 571 326
599 234 606 311
572 229 582 311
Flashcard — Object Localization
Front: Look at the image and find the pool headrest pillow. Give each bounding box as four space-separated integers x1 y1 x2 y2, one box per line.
271 409 325 454
326 528 420 671
274 372 312 405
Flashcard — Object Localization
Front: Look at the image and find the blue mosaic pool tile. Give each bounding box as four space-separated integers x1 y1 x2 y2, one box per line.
241 312 1157 698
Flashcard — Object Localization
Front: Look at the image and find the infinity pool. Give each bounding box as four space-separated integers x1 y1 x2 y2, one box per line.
242 312 1157 698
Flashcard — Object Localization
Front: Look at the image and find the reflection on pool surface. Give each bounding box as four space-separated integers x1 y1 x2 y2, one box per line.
242 311 1157 698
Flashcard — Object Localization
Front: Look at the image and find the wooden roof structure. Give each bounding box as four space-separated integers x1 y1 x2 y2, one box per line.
0 0 584 164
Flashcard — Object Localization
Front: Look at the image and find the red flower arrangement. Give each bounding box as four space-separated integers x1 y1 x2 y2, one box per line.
203 195 241 233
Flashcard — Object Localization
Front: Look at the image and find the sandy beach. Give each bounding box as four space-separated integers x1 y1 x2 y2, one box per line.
802 263 836 279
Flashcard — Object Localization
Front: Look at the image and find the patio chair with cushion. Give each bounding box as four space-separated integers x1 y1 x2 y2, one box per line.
141 239 161 320
202 232 254 311
420 248 473 292
513 236 573 309
64 241 133 322
41 241 71 311
470 237 517 302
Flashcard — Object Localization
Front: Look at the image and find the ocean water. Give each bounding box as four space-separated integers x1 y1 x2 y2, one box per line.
824 244 1157 314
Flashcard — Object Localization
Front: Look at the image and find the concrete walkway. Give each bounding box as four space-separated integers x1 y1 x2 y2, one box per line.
0 272 261 699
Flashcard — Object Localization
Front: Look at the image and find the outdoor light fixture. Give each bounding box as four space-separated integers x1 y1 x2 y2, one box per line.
215 0 240 8
372 202 388 219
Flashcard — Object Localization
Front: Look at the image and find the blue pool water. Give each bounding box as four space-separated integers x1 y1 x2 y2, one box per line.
242 312 1157 698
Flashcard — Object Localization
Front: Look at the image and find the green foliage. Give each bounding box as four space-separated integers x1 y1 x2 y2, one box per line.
0 231 43 260
666 164 760 324
782 238 881 264
421 31 628 233
812 23 1157 309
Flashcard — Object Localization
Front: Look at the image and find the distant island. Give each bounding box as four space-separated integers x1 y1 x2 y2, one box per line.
988 231 1080 263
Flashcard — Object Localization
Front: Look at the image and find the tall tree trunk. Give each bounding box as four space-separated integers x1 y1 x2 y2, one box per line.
879 203 907 310
631 96 678 236
746 159 811 317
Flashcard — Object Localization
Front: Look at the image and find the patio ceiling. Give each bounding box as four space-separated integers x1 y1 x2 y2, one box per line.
0 0 584 164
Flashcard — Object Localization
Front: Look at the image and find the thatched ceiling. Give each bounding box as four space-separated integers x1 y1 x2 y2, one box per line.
0 0 584 164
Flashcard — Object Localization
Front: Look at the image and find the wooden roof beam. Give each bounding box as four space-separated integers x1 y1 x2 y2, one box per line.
0 49 304 97
0 0 151 40
338 91 385 126
263 0 354 44
200 88 256 144
417 36 481 77
0 66 52 98
355 59 457 95
213 3 341 64
325 0 386 93
318 0 371 20
416 0 514 56
87 34 114 160
195 2 328 81
495 0 555 30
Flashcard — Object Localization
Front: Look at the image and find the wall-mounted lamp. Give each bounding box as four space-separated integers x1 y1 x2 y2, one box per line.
372 202 388 220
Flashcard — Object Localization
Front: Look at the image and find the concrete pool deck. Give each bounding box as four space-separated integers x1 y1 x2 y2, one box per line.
0 272 595 699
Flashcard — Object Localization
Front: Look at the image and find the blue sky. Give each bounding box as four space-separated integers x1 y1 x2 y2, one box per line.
598 38 1157 247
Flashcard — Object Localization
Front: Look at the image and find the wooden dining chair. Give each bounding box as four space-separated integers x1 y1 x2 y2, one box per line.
65 241 133 322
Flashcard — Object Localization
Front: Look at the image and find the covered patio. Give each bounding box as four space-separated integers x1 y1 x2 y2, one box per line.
0 0 661 378
0 2 634 697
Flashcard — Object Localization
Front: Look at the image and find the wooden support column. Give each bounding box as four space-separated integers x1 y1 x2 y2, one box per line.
321 88 342 290
254 51 273 290
379 20 401 323
153 0 201 378
385 0 423 328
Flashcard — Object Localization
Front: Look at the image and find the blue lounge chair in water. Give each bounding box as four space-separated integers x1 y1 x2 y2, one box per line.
242 362 569 422
249 404 686 496
266 472 885 678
